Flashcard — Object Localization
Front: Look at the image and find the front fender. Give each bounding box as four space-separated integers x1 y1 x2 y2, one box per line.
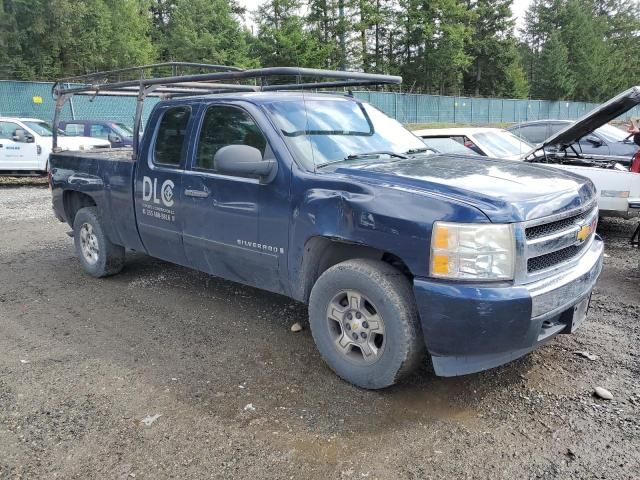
288 174 489 300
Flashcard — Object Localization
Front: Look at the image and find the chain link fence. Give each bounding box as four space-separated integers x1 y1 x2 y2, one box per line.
2 80 639 128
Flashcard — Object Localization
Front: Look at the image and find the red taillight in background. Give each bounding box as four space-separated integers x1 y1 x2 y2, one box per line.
631 151 640 173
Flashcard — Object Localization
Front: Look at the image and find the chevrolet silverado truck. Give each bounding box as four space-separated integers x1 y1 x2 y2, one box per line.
48 64 604 389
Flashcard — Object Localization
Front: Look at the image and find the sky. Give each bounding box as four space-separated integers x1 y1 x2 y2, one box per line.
236 0 532 32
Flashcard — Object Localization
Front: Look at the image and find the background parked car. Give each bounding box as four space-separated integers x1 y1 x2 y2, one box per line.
59 120 134 148
412 85 640 219
420 136 479 155
508 120 638 158
414 127 533 160
0 117 110 172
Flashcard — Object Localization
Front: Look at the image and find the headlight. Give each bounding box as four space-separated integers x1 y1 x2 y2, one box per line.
430 222 515 280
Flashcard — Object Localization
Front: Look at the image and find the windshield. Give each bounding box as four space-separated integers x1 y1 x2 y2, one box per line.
264 98 428 169
113 122 134 137
23 121 54 137
595 124 628 142
422 137 478 155
474 131 532 157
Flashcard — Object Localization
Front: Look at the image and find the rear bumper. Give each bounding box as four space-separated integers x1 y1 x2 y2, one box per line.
414 236 604 377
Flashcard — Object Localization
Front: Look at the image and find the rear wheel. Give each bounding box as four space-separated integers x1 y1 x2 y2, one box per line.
308 259 423 389
73 207 125 277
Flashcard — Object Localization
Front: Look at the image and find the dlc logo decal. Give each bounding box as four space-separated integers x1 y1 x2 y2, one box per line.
141 176 176 222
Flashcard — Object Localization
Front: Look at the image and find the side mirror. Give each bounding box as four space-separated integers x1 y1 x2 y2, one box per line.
13 129 34 143
584 135 603 147
108 133 122 144
213 145 277 182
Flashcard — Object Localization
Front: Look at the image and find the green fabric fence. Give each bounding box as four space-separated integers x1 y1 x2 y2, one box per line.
1 80 638 128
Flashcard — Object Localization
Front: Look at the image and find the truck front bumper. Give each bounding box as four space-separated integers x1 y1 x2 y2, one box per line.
414 236 604 377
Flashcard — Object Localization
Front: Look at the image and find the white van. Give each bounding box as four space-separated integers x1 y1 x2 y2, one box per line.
0 117 110 173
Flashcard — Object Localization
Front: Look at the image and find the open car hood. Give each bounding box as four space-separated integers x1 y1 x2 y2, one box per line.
537 86 640 152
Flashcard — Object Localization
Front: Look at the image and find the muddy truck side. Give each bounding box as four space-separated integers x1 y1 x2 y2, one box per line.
50 90 603 389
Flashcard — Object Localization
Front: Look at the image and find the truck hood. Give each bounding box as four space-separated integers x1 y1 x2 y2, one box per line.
42 136 110 150
328 154 596 223
538 86 640 151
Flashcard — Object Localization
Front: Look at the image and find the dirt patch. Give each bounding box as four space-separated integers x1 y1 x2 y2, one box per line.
0 186 638 479
0 175 48 187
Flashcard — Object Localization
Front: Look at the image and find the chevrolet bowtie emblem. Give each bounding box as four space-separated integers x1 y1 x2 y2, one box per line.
576 224 591 243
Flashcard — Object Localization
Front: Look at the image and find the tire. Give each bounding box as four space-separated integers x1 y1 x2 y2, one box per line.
73 206 125 277
308 259 424 389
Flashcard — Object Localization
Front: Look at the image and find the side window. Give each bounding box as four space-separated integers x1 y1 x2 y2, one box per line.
90 124 111 139
64 123 85 136
196 105 267 172
154 106 191 166
0 121 20 140
525 125 551 144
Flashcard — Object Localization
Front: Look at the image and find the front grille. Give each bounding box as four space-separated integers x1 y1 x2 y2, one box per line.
521 205 597 278
525 209 591 240
527 242 588 273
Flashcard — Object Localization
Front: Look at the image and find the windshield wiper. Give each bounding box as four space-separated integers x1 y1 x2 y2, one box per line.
345 151 408 160
404 147 431 155
315 151 408 169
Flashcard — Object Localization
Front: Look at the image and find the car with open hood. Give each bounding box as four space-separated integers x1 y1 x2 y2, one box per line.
413 127 533 160
508 119 638 160
523 86 640 218
415 88 640 218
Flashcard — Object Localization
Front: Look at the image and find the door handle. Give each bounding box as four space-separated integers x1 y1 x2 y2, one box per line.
184 188 210 198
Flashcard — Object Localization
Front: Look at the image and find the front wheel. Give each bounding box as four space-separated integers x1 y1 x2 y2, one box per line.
73 207 125 277
308 259 424 389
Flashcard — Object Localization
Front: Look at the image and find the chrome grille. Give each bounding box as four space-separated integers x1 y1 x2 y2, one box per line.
525 210 591 240
517 204 598 282
527 243 589 273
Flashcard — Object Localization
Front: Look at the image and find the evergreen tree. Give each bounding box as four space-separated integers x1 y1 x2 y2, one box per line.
464 0 528 97
158 0 253 67
398 0 474 94
251 0 329 67
559 0 610 101
534 31 575 99
1 0 154 80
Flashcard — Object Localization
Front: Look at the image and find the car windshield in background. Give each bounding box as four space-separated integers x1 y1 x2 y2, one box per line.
422 137 478 155
595 124 628 142
264 99 428 169
475 131 531 157
23 121 54 137
113 123 134 137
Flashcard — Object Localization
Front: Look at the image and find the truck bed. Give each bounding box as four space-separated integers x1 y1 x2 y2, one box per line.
51 147 134 162
50 147 145 252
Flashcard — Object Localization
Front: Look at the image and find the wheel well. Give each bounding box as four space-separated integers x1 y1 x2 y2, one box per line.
63 191 96 226
298 237 413 303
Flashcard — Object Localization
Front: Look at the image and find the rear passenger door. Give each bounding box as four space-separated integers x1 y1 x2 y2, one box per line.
134 105 193 266
181 102 289 293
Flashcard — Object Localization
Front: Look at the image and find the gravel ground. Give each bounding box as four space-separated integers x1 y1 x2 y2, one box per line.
0 185 639 480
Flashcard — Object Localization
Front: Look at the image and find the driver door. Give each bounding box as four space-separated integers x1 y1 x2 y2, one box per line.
181 102 289 293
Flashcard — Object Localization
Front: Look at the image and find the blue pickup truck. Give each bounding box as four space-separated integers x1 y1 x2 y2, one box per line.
49 65 603 389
